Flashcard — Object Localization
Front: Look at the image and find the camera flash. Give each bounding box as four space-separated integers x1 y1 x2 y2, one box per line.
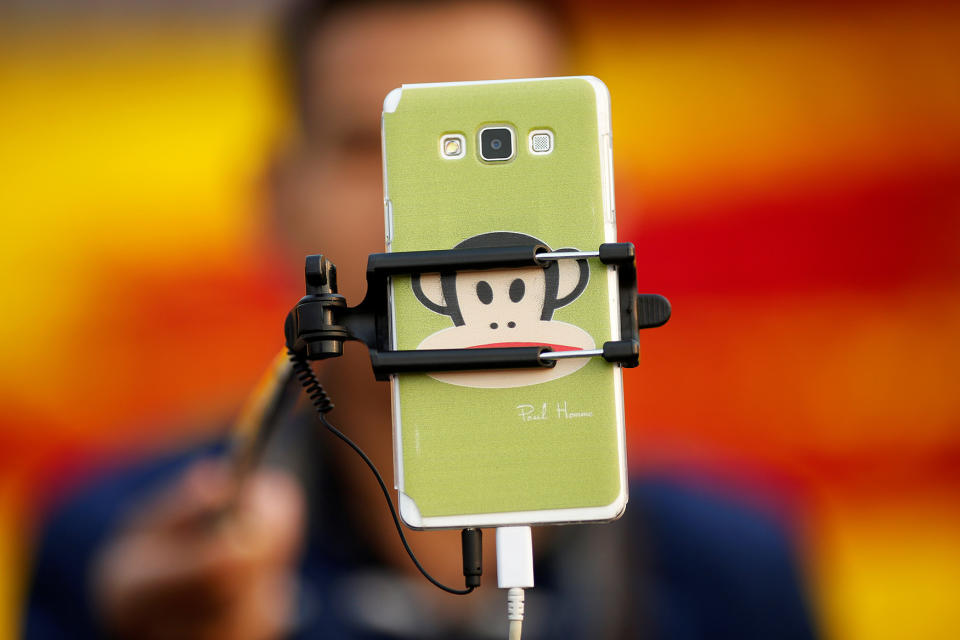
440 134 465 159
529 130 553 155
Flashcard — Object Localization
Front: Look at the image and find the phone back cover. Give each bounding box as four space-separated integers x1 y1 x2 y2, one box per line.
383 77 624 526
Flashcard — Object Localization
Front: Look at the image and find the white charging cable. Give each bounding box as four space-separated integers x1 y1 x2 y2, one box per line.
496 526 534 640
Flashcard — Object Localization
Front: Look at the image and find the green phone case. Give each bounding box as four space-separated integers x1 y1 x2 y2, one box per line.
382 77 625 528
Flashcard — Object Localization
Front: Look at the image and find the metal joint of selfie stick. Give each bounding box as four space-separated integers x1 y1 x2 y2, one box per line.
283 242 671 374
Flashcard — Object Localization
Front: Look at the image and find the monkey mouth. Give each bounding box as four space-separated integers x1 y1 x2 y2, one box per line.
468 342 583 352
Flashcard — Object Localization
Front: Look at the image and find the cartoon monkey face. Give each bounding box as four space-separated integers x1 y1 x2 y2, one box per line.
412 232 595 388
456 268 546 336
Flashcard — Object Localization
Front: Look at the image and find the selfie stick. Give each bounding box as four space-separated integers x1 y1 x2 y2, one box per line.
231 242 669 637
281 242 668 636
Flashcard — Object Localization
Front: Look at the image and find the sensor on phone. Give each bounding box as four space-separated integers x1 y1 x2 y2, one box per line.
528 130 553 155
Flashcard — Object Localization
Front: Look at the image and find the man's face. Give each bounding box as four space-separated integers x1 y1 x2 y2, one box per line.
273 0 565 299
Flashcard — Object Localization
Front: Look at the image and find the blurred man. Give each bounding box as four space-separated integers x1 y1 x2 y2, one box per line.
25 1 819 639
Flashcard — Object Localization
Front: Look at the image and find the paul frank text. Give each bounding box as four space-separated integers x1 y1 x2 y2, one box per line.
516 401 594 423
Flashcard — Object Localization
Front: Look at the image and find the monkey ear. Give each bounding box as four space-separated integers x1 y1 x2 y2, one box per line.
553 248 590 308
412 273 447 315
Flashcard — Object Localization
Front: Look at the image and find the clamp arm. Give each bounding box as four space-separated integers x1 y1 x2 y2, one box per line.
284 243 670 379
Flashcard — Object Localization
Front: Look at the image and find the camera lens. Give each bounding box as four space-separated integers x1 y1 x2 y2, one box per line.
479 127 513 161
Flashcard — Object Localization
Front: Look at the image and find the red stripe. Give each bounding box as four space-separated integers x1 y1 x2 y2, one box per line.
622 168 960 296
468 342 582 351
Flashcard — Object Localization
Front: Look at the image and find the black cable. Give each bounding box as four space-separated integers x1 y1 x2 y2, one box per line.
288 348 476 595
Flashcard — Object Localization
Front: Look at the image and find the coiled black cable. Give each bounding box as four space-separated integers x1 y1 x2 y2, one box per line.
290 349 335 414
287 348 475 595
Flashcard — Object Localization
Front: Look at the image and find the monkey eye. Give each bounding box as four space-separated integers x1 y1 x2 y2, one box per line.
509 278 525 303
476 281 493 304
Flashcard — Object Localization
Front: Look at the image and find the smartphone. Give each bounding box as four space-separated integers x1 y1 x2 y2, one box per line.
381 76 623 529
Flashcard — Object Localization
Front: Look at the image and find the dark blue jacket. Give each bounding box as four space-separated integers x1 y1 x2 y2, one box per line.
25 442 818 639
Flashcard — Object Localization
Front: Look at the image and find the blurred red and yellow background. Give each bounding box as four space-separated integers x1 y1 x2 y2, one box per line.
1 2 958 638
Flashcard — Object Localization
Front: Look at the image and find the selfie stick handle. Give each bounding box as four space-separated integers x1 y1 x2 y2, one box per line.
225 350 298 506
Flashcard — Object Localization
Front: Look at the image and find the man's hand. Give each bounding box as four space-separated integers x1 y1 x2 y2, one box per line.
92 462 305 640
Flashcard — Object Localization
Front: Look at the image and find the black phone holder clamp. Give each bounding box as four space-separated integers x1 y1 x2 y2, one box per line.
284 242 670 381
